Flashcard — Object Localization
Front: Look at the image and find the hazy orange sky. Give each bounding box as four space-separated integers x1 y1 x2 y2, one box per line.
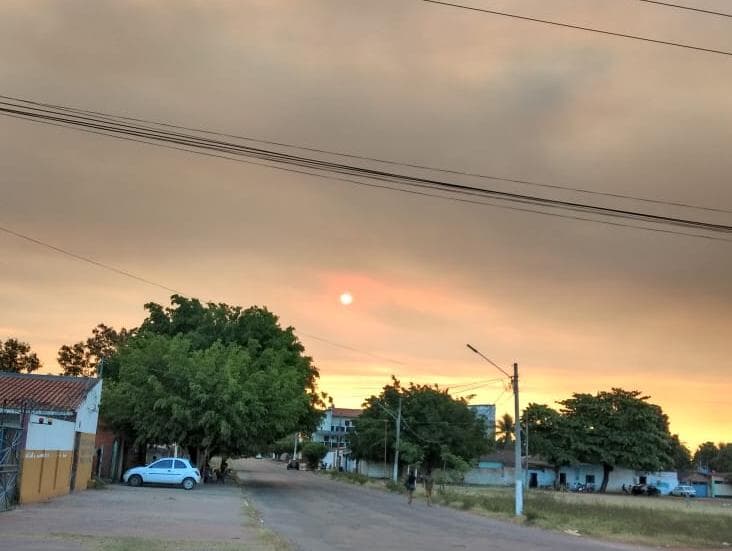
1 1 730 450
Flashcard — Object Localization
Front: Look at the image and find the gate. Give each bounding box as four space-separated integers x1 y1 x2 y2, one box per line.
0 420 22 512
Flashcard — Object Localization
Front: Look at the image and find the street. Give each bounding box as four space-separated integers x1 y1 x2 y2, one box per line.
236 460 646 551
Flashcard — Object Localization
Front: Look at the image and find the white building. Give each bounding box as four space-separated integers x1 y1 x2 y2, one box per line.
311 407 361 470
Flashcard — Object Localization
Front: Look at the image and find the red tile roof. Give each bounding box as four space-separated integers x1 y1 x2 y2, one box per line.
331 407 362 418
0 372 99 412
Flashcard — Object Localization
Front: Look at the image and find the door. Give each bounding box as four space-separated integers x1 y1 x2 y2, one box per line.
172 460 187 484
146 459 174 483
69 432 81 491
0 423 22 512
529 472 538 488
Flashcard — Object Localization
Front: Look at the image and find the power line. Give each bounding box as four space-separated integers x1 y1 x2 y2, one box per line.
297 333 406 365
4 98 731 232
417 0 732 57
2 100 731 243
4 94 726 214
638 0 732 18
0 224 402 367
0 224 183 295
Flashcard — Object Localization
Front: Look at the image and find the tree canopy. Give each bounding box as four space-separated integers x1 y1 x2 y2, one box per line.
0 338 41 373
522 403 577 472
96 295 324 461
558 388 674 492
350 378 490 475
693 442 732 473
495 413 515 449
58 323 133 377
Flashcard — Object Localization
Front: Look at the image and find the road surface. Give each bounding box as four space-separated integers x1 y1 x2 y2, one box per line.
0 481 268 550
236 459 647 551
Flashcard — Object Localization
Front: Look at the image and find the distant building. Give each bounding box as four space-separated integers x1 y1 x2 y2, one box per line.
468 403 496 439
311 406 361 470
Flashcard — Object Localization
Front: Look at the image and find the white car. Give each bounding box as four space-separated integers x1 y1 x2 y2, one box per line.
123 458 201 490
670 485 696 497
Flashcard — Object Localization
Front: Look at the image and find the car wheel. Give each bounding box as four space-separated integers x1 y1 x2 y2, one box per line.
182 477 196 490
129 474 143 487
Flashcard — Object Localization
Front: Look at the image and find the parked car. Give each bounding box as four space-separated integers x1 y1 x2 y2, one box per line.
670 485 697 497
627 483 660 496
123 458 201 490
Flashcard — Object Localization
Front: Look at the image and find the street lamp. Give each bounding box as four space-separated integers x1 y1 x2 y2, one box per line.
466 344 523 516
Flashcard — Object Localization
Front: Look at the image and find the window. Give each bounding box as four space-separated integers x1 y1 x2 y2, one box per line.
639 476 647 485
559 473 567 485
345 420 351 426
174 460 186 469
151 460 174 469
331 425 335 432
585 474 595 484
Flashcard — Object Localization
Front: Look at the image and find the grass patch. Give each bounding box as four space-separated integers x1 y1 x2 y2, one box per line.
435 488 732 548
322 471 371 485
385 480 406 493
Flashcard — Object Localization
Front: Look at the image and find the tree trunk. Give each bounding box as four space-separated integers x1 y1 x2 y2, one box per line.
600 463 612 493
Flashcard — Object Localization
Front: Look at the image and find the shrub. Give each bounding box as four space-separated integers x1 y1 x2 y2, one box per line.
301 442 328 470
386 480 405 493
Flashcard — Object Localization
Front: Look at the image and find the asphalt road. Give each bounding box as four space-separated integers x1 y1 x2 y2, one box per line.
236 460 648 551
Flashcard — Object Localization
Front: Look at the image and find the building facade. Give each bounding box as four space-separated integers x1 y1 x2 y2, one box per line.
0 372 102 506
311 407 361 470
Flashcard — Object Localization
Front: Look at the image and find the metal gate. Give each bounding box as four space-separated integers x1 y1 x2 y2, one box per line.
0 422 22 511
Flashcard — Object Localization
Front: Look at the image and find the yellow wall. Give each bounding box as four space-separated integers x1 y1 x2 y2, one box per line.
73 432 96 491
20 450 73 504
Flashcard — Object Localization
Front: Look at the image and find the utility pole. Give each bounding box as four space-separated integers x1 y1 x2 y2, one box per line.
392 397 402 482
292 432 299 464
466 345 523 517
513 362 523 516
383 419 388 479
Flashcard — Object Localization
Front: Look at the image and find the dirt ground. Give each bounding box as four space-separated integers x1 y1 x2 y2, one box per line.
0 481 279 551
234 459 647 551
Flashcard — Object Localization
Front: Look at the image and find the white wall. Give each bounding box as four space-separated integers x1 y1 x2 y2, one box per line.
75 380 102 434
357 460 393 479
25 415 75 451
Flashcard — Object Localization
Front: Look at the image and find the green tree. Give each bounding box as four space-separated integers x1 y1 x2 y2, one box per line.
101 296 325 466
0 338 41 373
136 295 323 428
522 403 577 482
268 434 297 457
715 444 732 473
58 323 132 377
495 413 515 449
693 442 718 471
693 442 732 473
668 434 692 471
559 388 674 493
350 378 489 475
301 441 328 470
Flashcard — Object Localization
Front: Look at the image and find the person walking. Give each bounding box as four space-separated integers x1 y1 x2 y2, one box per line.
424 473 434 506
405 469 417 505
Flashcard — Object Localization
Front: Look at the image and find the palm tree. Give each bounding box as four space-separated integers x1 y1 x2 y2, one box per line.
495 413 515 449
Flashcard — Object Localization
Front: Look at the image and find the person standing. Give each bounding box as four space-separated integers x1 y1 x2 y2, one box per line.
405 469 417 505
